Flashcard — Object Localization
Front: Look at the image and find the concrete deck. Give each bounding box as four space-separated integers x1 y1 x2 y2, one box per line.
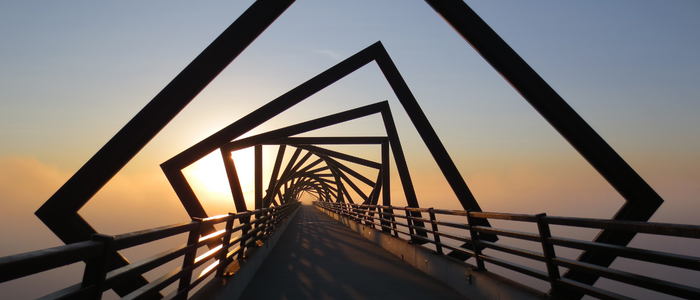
238 205 467 300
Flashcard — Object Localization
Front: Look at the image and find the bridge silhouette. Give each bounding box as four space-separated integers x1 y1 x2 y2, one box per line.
3 198 700 299
1 1 699 299
206 205 467 300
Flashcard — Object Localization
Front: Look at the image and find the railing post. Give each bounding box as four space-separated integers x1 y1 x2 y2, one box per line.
370 206 377 229
365 205 373 228
264 207 273 237
352 204 358 221
372 206 378 229
466 210 486 270
364 205 372 228
379 206 390 234
389 206 399 237
258 208 266 237
404 207 415 241
379 206 390 233
178 218 202 299
82 233 114 300
248 210 258 247
349 203 356 221
536 213 562 297
428 208 443 255
273 206 279 227
265 207 275 235
216 213 235 277
239 212 252 259
274 206 283 229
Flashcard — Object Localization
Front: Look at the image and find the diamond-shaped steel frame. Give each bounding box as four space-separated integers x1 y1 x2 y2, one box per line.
35 0 664 298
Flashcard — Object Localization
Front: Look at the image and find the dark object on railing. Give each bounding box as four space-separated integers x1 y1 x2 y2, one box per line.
315 201 700 300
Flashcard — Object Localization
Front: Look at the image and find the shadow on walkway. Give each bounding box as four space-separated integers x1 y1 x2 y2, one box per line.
239 205 466 300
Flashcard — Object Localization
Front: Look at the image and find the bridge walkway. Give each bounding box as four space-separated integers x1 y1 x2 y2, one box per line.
238 205 467 299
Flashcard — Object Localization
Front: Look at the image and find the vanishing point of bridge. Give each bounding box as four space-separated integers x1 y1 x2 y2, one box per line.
202 205 466 300
2 1 699 299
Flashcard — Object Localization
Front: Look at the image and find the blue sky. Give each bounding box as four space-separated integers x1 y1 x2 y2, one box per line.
2 1 698 168
2 0 699 227
1 1 699 297
1 0 698 228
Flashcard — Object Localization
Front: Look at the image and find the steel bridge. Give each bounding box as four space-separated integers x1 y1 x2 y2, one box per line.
1 1 699 299
3 198 700 299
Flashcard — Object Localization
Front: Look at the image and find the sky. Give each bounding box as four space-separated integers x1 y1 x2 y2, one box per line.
1 1 699 298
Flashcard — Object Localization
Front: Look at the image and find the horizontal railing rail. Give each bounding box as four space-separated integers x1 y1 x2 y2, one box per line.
0 202 300 300
314 201 700 300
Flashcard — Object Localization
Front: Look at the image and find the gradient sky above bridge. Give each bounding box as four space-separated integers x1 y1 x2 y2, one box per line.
1 0 699 266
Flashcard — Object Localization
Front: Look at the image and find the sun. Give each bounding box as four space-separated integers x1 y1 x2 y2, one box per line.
183 150 231 195
182 148 256 210
229 147 255 194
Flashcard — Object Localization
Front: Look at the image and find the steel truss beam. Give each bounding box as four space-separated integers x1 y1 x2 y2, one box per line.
34 1 295 297
425 0 663 296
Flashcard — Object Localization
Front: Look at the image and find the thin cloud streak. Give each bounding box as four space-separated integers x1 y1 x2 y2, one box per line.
314 49 342 60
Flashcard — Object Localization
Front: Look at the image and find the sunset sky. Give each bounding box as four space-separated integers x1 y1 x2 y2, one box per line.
1 1 699 297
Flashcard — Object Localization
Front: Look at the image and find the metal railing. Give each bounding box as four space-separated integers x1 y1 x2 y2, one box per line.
314 201 700 300
0 202 300 300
